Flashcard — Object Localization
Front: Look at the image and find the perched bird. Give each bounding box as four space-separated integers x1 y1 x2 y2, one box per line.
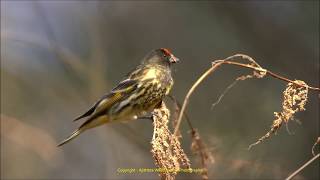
58 48 179 146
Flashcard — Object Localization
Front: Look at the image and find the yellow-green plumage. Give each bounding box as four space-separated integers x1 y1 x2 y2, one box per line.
57 48 178 146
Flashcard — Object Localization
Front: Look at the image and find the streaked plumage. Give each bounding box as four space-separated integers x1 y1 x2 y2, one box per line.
58 48 179 146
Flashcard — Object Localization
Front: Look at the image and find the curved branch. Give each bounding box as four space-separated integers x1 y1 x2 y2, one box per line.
173 60 224 135
174 54 319 136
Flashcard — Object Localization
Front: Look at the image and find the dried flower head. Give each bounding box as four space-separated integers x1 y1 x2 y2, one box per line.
151 103 191 180
249 80 309 149
190 129 214 180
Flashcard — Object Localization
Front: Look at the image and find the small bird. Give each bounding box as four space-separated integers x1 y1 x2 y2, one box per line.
58 48 179 146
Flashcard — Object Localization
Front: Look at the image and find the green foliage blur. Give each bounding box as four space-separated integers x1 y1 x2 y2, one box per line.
1 1 319 179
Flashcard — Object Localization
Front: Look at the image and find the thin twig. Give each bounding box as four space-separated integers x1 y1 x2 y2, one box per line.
223 60 320 91
174 54 320 136
190 129 214 180
168 95 194 130
211 79 239 110
174 60 224 135
168 95 214 180
312 137 320 156
285 153 320 180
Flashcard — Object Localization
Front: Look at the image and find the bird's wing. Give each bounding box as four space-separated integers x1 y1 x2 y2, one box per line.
73 102 99 121
73 79 138 121
111 79 138 92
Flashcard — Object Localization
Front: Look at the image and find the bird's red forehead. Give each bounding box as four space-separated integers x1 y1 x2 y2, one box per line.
160 48 172 56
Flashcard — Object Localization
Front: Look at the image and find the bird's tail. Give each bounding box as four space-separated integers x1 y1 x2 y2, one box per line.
57 128 84 147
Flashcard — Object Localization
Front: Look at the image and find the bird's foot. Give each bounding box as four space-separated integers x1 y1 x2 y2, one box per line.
137 115 154 122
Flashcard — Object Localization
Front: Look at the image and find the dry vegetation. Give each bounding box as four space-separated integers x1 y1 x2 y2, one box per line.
249 80 309 150
151 54 319 180
151 103 190 180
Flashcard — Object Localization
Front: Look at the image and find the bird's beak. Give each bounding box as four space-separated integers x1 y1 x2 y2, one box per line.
169 55 179 63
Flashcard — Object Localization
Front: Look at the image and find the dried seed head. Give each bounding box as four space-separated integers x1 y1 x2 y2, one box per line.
249 80 309 149
151 103 191 180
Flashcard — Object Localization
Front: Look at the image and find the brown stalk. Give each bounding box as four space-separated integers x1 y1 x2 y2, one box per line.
285 153 320 180
168 95 214 180
174 54 320 136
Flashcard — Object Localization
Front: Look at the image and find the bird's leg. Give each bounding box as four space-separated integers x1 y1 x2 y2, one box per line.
137 101 163 122
137 115 154 122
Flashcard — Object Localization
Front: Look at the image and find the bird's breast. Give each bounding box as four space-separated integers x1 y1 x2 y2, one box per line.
111 66 173 121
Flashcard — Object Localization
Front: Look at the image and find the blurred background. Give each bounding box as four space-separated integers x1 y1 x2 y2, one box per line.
1 1 319 179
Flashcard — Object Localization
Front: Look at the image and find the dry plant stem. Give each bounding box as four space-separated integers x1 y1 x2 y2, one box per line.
168 95 214 180
173 60 224 135
312 137 320 156
168 95 194 131
285 153 320 180
151 102 191 180
174 54 320 136
211 80 239 110
190 129 214 180
224 61 320 91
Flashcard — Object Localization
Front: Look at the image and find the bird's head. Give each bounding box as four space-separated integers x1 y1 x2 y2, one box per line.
142 48 179 67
